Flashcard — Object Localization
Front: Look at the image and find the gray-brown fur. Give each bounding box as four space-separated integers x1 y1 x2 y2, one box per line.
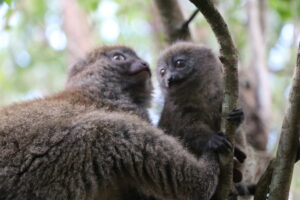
0 45 220 200
156 42 260 199
156 42 223 158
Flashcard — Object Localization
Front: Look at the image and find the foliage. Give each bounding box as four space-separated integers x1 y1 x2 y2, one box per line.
0 0 299 197
0 0 155 105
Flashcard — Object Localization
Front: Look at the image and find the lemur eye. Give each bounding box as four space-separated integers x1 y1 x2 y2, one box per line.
112 53 126 61
160 68 166 76
174 59 185 68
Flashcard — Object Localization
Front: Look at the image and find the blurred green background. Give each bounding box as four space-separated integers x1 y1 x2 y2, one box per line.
0 0 299 198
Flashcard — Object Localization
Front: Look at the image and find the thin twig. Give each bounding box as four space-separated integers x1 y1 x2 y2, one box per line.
154 0 192 43
189 0 239 199
180 9 200 31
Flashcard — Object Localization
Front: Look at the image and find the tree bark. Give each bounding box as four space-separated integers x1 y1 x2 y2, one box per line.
246 0 270 150
60 0 97 65
258 0 267 40
268 43 300 200
153 0 192 43
189 0 239 199
148 4 167 51
254 159 275 200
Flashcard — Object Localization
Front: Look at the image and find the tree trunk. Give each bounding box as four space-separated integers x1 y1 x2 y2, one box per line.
245 0 270 150
153 0 192 43
268 43 300 200
60 0 97 65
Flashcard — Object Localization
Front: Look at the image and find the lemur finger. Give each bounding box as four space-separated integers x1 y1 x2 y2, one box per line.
234 146 247 163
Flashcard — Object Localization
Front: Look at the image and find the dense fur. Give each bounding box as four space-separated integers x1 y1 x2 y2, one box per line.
0 45 222 200
156 42 261 199
156 42 223 157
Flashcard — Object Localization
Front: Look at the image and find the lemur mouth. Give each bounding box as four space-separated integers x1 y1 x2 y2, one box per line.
167 77 185 88
128 65 151 77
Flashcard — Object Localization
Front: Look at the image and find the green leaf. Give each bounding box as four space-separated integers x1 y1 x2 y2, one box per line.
269 0 293 20
77 0 99 11
4 0 12 6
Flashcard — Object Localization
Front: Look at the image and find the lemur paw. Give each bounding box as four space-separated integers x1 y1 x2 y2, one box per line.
226 108 244 125
207 131 232 153
230 183 256 197
234 146 247 163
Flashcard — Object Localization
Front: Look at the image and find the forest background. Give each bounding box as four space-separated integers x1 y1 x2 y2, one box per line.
0 0 299 198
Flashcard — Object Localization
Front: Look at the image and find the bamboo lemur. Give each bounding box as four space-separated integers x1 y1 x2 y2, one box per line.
156 42 257 198
0 45 230 200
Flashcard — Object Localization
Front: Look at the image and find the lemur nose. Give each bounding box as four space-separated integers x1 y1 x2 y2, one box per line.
167 76 175 87
140 61 149 68
168 76 174 83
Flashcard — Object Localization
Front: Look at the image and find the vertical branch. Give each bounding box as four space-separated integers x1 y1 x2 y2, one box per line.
189 0 239 199
239 72 269 150
60 0 97 65
154 0 192 43
258 0 267 39
268 43 300 200
247 0 271 150
148 4 166 50
254 159 275 200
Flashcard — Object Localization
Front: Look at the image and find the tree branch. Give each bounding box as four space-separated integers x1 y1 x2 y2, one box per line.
254 159 275 200
180 9 199 33
154 0 192 43
61 0 97 65
189 0 239 199
247 0 271 149
268 43 300 200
